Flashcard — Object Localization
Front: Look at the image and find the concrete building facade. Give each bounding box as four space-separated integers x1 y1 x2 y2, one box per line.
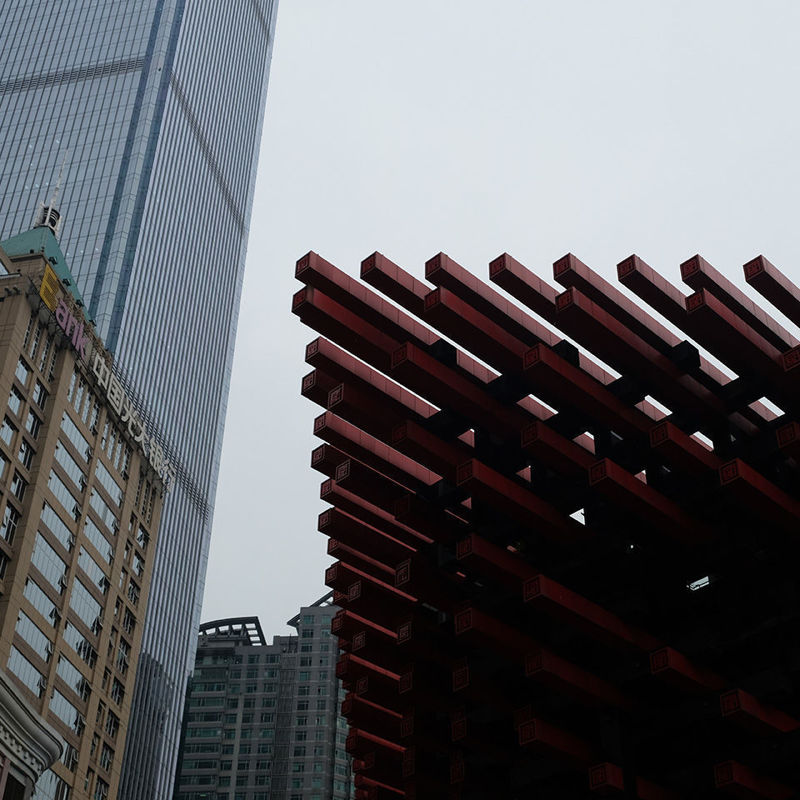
0 221 164 800
175 595 352 800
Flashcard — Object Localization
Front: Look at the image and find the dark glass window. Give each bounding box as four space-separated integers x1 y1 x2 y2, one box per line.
15 359 30 387
6 387 23 417
32 380 48 410
0 504 20 543
0 417 16 446
25 410 41 438
10 471 26 500
18 439 34 469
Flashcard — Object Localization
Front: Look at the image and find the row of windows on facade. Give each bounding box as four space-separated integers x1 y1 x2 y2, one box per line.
8 323 67 573
188 690 340 715
16 550 136 681
177 791 343 800
21 315 59 386
240 700 339 719
26 708 114 799
11 569 131 790
178 781 352 800
9 633 122 743
178 793 271 800
2 360 151 575
11 575 130 701
186 699 331 722
193 654 331 680
186 712 331 730
190 671 331 694
179 754 350 780
194 638 331 668
12 484 144 633
182 730 347 761
0 356 48 574
178 787 353 800
179 768 350 790
0 342 123 579
180 771 346 789
65 366 158 530
182 758 335 774
43 459 145 602
3 352 150 547
7 488 145 623
178 789 351 800
185 711 331 739
181 741 338 766
186 728 336 746
300 613 332 625
65 364 159 528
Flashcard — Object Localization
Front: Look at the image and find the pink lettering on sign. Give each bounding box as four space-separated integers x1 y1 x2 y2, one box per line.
55 298 89 361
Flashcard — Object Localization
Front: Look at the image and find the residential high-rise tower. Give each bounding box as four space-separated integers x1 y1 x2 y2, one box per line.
0 3 280 798
174 595 352 800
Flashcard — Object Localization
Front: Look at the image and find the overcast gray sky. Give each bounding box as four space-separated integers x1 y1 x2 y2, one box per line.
201 1 800 637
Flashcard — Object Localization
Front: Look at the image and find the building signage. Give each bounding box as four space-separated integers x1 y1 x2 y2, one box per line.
90 354 176 491
40 265 176 491
55 298 90 361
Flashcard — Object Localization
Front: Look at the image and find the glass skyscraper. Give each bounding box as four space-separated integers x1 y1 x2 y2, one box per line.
0 2 279 798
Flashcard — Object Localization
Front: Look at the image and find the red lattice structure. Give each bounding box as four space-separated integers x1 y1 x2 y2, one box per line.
293 249 800 799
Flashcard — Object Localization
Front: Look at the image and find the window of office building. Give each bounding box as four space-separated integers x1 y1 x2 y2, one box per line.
8 646 45 697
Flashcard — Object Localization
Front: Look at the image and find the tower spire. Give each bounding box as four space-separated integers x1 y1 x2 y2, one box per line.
33 150 69 237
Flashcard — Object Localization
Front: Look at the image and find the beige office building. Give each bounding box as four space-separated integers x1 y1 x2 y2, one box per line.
0 214 170 799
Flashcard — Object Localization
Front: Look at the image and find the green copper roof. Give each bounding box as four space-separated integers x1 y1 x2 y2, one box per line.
0 226 86 308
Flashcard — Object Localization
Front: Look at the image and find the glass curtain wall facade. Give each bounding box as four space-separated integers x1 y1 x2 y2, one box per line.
0 2 280 798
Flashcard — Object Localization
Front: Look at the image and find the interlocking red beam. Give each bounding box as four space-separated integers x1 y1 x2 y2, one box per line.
296 247 800 796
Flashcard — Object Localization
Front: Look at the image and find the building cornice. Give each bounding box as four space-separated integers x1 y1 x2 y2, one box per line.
0 667 62 785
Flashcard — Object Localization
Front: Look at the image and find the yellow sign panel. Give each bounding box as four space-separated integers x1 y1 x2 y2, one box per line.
39 264 61 311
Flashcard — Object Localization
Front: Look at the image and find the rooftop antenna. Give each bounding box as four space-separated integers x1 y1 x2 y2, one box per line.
33 150 69 238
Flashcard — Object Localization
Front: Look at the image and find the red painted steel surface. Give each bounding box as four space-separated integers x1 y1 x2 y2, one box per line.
714 761 794 799
391 419 473 478
428 252 560 351
718 458 800 533
423 284 531 374
294 249 800 796
456 532 535 587
521 420 596 478
457 458 590 544
306 336 437 420
684 289 784 383
649 647 726 693
315 412 440 490
525 650 632 709
522 342 654 437
681 254 798 350
744 255 800 326
489 252 561 323
588 458 713 544
524 573 662 652
555 253 682 356
556 285 724 419
649 420 721 475
517 716 598 766
361 252 429 316
720 689 800 734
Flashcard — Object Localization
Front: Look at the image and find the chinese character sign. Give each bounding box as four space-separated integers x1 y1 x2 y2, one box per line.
91 353 175 492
